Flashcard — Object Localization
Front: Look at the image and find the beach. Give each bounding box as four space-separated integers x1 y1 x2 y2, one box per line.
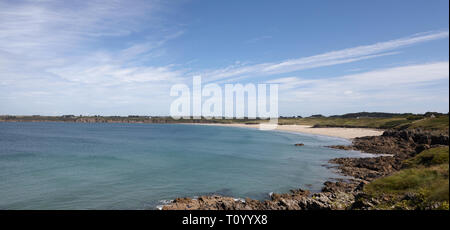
195 123 384 139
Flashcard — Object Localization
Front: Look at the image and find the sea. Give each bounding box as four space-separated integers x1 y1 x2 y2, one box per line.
0 122 367 209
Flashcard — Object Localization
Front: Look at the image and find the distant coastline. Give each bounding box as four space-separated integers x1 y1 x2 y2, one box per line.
1 112 446 129
2 112 446 139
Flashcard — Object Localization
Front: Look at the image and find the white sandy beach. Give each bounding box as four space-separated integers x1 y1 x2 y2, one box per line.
195 123 384 139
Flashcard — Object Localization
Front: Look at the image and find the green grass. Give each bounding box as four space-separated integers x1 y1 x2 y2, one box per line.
407 116 449 130
365 164 448 197
364 147 449 209
404 147 449 168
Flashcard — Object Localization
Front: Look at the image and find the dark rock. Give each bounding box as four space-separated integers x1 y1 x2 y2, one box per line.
327 145 353 150
322 179 359 193
350 193 380 210
329 129 449 182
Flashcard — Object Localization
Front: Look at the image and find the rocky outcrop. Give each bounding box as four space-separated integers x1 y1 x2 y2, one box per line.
163 183 358 210
330 156 401 181
330 129 448 157
382 129 449 145
327 145 353 150
328 129 449 181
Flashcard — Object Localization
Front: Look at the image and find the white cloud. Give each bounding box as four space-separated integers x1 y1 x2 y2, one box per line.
272 61 449 92
0 0 162 54
272 62 449 115
0 0 448 115
0 0 185 84
201 31 448 82
0 0 186 115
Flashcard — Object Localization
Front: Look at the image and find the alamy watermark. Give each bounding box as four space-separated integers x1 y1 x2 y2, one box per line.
169 76 279 130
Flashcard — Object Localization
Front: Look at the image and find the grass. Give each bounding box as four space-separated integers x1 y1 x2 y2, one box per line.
364 147 449 209
403 147 449 168
407 116 449 130
365 164 448 198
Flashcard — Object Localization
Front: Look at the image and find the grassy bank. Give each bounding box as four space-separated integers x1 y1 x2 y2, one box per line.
363 147 449 210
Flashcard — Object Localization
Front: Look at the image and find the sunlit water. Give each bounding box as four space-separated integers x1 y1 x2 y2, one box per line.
0 122 365 209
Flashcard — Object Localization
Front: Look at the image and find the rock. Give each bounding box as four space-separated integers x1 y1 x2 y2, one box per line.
328 129 449 182
415 144 431 153
350 193 380 210
327 145 353 150
162 186 356 210
298 197 331 210
329 156 400 181
322 179 359 193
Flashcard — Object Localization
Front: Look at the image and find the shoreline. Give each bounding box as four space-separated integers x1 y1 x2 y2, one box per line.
162 129 449 210
159 123 388 210
188 123 384 140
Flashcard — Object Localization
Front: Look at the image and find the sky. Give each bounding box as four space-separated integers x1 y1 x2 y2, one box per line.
0 0 449 116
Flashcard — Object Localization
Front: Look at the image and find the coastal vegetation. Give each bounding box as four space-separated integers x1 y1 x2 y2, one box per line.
364 147 449 210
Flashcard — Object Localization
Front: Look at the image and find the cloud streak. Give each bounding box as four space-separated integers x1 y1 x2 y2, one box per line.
270 62 449 115
202 30 449 82
0 0 162 54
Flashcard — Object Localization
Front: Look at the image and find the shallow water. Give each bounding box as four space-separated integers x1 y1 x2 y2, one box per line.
0 122 364 209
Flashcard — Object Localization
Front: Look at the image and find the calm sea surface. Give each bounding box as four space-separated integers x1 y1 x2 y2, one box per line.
0 122 364 209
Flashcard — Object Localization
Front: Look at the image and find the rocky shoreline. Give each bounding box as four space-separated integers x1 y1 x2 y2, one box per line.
161 129 449 210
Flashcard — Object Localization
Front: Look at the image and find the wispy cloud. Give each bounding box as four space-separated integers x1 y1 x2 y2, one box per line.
0 0 185 115
0 0 164 54
271 62 449 115
0 0 185 85
0 0 448 115
202 30 449 82
271 61 449 93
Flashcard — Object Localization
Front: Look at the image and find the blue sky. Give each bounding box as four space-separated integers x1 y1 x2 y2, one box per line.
0 0 448 116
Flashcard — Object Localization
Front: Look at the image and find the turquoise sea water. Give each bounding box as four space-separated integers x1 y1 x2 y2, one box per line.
0 122 363 210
